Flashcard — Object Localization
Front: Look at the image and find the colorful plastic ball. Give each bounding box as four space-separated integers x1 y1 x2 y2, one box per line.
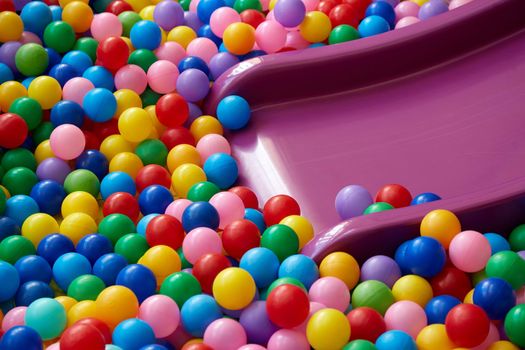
0 62 13 84
416 324 455 350
352 280 394 315
307 308 350 349
96 37 129 72
164 199 191 222
160 271 202 308
113 318 156 350
239 247 279 289
473 277 516 320
209 191 245 229
263 195 300 227
61 1 93 33
209 7 240 38
395 16 420 29
328 24 360 44
90 13 122 42
20 1 52 35
239 301 279 346
220 219 260 260
60 322 106 350
374 184 411 208
2 307 27 332
113 234 148 265
92 253 127 286
138 245 182 285
420 209 461 248
182 227 222 265
445 304 490 348
75 151 109 182
261 224 299 262
181 294 222 337
115 264 156 302
118 107 153 143
375 330 416 350
82 88 117 123
0 261 19 302
64 169 100 196
273 0 305 27
424 295 460 324
15 44 48 77
403 236 446 278
430 266 471 300
190 115 224 142
50 101 83 128
392 274 433 307
155 93 189 128
360 255 400 288
266 284 309 328
96 285 139 330
509 224 525 251
176 68 210 103
299 11 332 42
241 8 266 27
191 253 230 294
223 22 256 55
203 318 247 350
0 326 42 350
215 95 251 131
208 52 238 80
27 76 61 110
100 171 136 200
0 113 28 149
177 57 208 77
212 267 255 310
365 1 395 27
167 144 201 173
276 254 318 290
25 298 66 340
358 15 390 37
146 60 178 94
266 329 309 350
504 304 525 348
76 234 113 265
145 214 184 250
448 230 491 273
244 208 266 233
15 255 51 285
418 0 448 20
53 252 91 291
61 51 93 77
48 124 85 161
134 165 170 193
135 139 168 166
109 152 144 180
410 192 441 205
153 0 184 30
363 202 393 215
137 185 173 215
114 64 147 94
98 213 135 247
185 38 218 65
343 340 377 350
20 212 59 247
138 295 180 339
182 201 220 232
36 233 74 266
483 233 510 255
335 185 373 220
42 21 75 54
0 11 23 43
15 280 54 306
4 194 39 227
196 0 224 23
384 300 426 338
0 216 20 242
2 166 37 195
154 43 184 68
187 181 220 202
307 277 348 312
131 20 162 50
486 251 525 290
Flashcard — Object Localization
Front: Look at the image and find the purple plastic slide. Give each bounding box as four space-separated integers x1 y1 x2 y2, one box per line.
205 0 525 262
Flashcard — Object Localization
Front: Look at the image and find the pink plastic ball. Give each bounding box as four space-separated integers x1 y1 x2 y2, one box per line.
90 13 123 42
1 307 27 332
517 287 525 305
19 31 42 45
238 345 266 350
285 31 309 50
210 7 241 38
470 323 499 350
46 343 60 350
293 302 325 334
449 0 473 10
255 21 287 53
209 191 245 229
62 77 95 105
196 134 231 162
139 295 180 338
267 329 309 350
182 227 223 264
449 230 491 273
302 0 319 12
189 0 200 12
395 16 420 29
308 277 349 312
394 1 419 21
115 64 148 94
384 301 427 338
186 38 218 64
165 199 192 221
155 42 186 65
260 0 270 10
204 318 247 350
147 60 179 94
49 124 86 160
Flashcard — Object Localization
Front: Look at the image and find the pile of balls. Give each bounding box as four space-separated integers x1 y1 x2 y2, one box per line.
335 183 441 220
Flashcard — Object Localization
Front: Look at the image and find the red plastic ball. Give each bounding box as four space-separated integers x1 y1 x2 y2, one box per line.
266 284 309 328
82 130 101 151
75 318 112 344
342 0 370 14
263 194 301 226
182 344 214 350
60 323 106 350
229 186 259 209
96 36 129 71
102 192 140 222
156 93 189 128
192 253 231 294
240 9 266 29
347 307 386 342
445 304 490 348
222 219 260 260
318 0 338 15
145 214 185 250
431 266 472 300
0 113 28 149
374 184 412 208
106 0 133 14
0 0 15 12
160 127 195 149
90 118 119 140
135 164 172 192
329 4 360 27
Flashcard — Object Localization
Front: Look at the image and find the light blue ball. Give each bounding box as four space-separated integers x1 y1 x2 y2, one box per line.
484 233 510 255
240 247 280 289
358 15 391 38
100 171 136 200
203 153 238 190
25 298 67 340
130 20 162 50
62 50 93 75
0 63 14 84
20 2 53 35
113 318 156 350
278 254 319 289
83 88 117 122
83 65 115 90
0 261 19 302
376 330 417 350
217 95 251 130
52 252 91 291
244 208 266 233
181 294 222 337
4 195 39 227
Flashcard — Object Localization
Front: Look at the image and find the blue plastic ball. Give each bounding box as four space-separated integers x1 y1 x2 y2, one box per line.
50 100 84 127
404 236 446 278
49 5 62 21
394 240 412 275
197 24 221 47
61 50 93 75
93 253 128 286
52 252 92 291
116 264 156 303
473 277 516 320
203 153 238 189
138 185 174 215
100 171 136 200
0 326 43 350
181 201 220 232
20 2 53 36
30 180 66 216
76 234 114 265
484 233 511 255
358 15 390 37
37 233 75 266
239 247 279 289
410 192 441 205
75 150 109 181
375 330 417 350
45 48 61 70
0 63 14 84
130 20 162 50
365 1 395 27
178 56 210 75
181 294 223 337
197 0 225 22
15 255 52 284
217 95 251 130
82 88 117 122
49 63 79 87
113 318 156 350
0 216 20 242
278 254 319 289
15 280 54 306
137 214 160 236
424 295 461 324
244 208 266 233
0 261 20 302
83 65 115 90
4 195 39 227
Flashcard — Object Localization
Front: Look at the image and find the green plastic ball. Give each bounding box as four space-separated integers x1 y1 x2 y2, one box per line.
187 181 221 202
509 224 525 252
363 202 394 215
128 49 157 72
177 247 192 269
234 0 262 12
141 87 161 107
329 25 360 45
504 304 525 348
63 169 100 196
351 280 394 315
485 251 525 289
119 11 142 37
160 271 202 308
343 340 377 350
135 139 168 166
1 148 37 171
180 0 191 10
98 214 136 246
15 44 49 77
32 122 54 146
261 277 306 299
74 37 99 62
67 274 106 301
9 97 43 131
115 233 150 263
43 21 76 54
261 224 299 262
0 235 36 264
2 166 38 195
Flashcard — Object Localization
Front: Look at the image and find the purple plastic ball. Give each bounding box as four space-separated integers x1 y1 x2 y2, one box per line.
418 0 449 20
209 52 239 80
361 255 402 288
184 11 204 32
176 68 210 102
36 157 72 184
273 0 306 28
0 41 22 73
240 301 279 345
154 0 185 31
335 184 373 220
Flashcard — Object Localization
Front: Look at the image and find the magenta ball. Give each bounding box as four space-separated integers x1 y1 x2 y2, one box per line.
335 184 373 220
182 227 223 264
210 7 241 38
90 13 123 42
209 191 245 229
273 0 306 27
165 199 192 221
138 294 180 338
115 64 148 94
394 1 419 21
204 318 247 350
154 0 185 31
176 68 210 102
255 20 287 53
395 16 420 28
36 158 71 184
186 37 218 64
155 42 186 65
147 60 179 94
449 230 491 273
267 329 310 350
196 134 231 162
49 124 86 160
384 301 427 338
62 77 95 105
308 277 350 312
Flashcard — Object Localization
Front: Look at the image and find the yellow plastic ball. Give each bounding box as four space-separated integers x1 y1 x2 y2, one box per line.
420 209 461 249
34 140 56 163
190 115 223 142
319 252 360 289
67 300 98 326
59 0 88 7
114 89 142 118
145 105 167 135
62 1 93 33
392 275 433 307
166 144 202 173
138 245 181 286
124 0 151 11
417 324 455 350
411 0 429 5
223 22 256 55
61 191 100 220
139 5 155 20
100 135 135 161
487 341 520 350
464 288 474 304
269 0 277 10
306 308 350 350
96 286 139 329
118 107 153 143
121 36 134 52
55 296 77 314
28 76 62 110
59 212 97 245
21 213 60 247
280 215 314 249
167 26 196 49
0 81 27 112
300 11 332 43
171 163 207 198
0 12 23 43
212 267 256 310
109 152 144 179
